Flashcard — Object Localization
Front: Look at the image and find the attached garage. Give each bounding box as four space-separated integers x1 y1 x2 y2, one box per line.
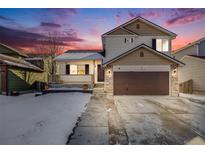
114 72 169 95
103 45 184 96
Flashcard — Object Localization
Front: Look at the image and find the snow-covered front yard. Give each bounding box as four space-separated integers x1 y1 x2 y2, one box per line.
0 93 91 145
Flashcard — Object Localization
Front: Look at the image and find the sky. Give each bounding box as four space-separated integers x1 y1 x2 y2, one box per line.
0 8 205 54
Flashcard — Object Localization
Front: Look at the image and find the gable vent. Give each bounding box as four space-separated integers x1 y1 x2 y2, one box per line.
136 24 140 29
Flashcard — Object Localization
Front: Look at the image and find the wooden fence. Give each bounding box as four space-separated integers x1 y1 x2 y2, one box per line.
179 79 193 94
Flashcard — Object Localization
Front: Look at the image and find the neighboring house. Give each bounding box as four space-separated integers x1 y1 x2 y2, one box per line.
54 50 104 86
173 38 205 94
0 43 43 95
173 37 205 60
25 54 52 84
102 16 184 96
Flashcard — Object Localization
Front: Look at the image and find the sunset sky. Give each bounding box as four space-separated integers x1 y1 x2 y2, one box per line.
0 8 205 54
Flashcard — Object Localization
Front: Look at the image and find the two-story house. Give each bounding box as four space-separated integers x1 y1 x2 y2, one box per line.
102 16 184 96
173 38 205 94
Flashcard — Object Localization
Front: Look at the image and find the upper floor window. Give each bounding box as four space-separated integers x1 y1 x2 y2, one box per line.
156 39 169 52
124 38 134 43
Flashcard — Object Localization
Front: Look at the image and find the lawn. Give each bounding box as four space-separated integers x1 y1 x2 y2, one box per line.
0 92 91 145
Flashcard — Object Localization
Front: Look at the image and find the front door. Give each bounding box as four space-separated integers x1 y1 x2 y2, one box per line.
97 65 104 82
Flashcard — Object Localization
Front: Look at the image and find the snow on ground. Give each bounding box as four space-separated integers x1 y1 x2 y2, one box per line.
179 93 205 102
0 93 91 145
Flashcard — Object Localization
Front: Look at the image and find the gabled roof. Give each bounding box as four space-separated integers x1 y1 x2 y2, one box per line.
0 42 28 58
181 55 205 61
174 37 205 53
103 44 184 66
0 54 43 72
102 16 177 37
54 50 104 61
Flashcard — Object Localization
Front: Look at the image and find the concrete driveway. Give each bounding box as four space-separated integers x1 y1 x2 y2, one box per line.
67 94 205 145
115 96 205 144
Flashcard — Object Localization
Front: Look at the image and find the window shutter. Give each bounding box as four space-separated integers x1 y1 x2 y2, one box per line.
152 39 156 50
66 64 70 75
85 64 89 75
124 38 127 43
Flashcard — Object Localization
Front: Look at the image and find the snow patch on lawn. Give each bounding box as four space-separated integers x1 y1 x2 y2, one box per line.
0 93 91 145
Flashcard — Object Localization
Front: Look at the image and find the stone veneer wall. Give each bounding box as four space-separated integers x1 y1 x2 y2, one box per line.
170 65 179 96
104 65 113 94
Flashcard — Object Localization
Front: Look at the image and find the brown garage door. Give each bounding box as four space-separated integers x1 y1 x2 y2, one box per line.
114 72 169 95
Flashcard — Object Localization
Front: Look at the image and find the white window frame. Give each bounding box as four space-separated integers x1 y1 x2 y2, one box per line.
70 64 86 75
156 39 169 52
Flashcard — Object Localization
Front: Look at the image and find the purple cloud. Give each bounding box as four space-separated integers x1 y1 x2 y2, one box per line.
166 8 205 26
40 22 61 28
128 10 161 19
0 25 84 50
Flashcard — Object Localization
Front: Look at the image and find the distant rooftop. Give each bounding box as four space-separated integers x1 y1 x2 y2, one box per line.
64 50 102 53
54 50 104 61
0 42 28 58
189 55 205 60
0 53 43 72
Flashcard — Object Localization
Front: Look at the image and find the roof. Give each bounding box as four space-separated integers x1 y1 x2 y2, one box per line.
174 37 205 53
64 50 102 53
25 57 44 61
0 42 28 58
0 54 43 72
189 55 205 59
103 44 184 66
54 50 104 61
102 16 177 38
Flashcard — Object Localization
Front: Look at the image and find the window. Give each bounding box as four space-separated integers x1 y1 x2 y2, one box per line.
136 24 140 29
77 65 85 75
124 38 134 43
69 65 88 75
156 39 169 52
70 65 77 74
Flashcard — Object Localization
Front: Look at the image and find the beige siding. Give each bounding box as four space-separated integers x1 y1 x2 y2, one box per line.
108 28 133 35
109 48 174 66
104 36 172 63
174 45 198 60
178 56 205 94
56 59 102 84
124 20 169 36
59 75 93 84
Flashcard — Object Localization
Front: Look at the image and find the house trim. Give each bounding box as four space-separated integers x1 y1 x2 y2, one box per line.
113 65 170 72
